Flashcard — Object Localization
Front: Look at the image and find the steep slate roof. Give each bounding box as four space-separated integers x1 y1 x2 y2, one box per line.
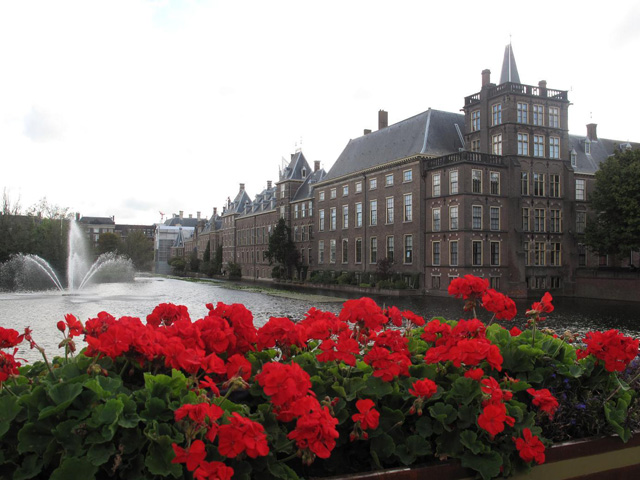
246 183 278 215
292 168 327 202
79 216 115 225
222 187 252 216
280 151 311 181
569 135 640 175
164 216 200 227
499 43 521 84
322 108 465 182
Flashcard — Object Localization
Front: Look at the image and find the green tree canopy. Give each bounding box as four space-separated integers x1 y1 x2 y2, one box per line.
584 148 640 259
266 218 299 279
122 230 154 271
97 232 122 256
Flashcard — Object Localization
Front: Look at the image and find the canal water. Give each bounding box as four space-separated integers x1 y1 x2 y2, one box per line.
1 276 639 363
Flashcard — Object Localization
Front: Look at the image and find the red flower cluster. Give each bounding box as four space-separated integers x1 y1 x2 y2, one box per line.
256 316 307 355
350 399 380 440
513 428 546 464
448 275 489 300
317 330 359 366
477 377 515 437
527 292 554 321
423 319 503 371
339 297 389 333
0 326 24 349
287 405 340 463
582 329 640 372
481 289 517 321
527 388 559 418
408 378 438 416
172 440 234 480
217 412 269 459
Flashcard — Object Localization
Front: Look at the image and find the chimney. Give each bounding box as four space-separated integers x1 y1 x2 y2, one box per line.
378 110 388 130
538 80 547 97
213 207 217 216
587 123 598 141
481 69 491 87
239 183 245 191
267 180 272 189
314 160 320 172
179 210 184 218
189 214 192 219
364 129 372 135
197 211 201 220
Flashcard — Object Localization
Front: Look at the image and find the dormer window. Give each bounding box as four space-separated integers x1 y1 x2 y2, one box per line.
302 168 307 178
570 149 577 167
585 140 591 155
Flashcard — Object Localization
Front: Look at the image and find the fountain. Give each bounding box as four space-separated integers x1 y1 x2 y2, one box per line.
0 220 135 292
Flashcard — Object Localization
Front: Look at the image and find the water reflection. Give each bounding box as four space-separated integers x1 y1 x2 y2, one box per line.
2 277 639 363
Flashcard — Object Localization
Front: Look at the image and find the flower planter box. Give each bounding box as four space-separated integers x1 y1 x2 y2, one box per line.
318 435 640 480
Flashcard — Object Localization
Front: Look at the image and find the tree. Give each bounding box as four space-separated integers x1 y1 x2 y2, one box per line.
122 230 154 271
265 218 299 279
97 233 122 256
584 149 640 260
212 244 223 275
203 240 211 263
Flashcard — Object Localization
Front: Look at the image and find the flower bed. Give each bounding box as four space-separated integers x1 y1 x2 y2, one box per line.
1 275 639 480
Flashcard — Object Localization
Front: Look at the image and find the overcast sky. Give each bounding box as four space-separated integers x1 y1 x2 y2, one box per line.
2 0 639 225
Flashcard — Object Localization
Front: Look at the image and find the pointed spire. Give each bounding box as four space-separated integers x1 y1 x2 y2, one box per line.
499 42 520 84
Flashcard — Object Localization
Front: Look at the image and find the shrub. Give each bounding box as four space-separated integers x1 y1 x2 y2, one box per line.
227 261 242 280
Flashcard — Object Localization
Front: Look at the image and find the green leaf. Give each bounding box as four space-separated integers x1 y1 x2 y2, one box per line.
17 422 54 455
145 436 182 477
370 432 395 459
362 376 394 397
415 416 433 437
428 402 457 428
406 435 431 456
459 430 485 455
267 459 300 479
13 453 43 480
38 382 84 420
98 398 124 425
87 443 116 466
331 381 347 398
448 377 481 405
0 395 22 438
50 456 98 480
460 450 503 480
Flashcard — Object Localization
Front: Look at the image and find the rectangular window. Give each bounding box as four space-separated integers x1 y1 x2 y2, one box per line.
319 209 325 231
534 208 546 232
576 211 586 233
578 243 586 266
386 197 394 223
492 103 502 125
472 241 482 266
432 275 441 290
370 199 378 226
319 191 325 201
490 171 500 194
472 169 482 193
432 208 441 231
432 241 440 266
281 184 286 198
490 241 500 266
517 133 529 155
471 110 480 131
404 194 413 222
549 174 560 197
433 173 441 196
294 226 299 241
533 173 546 196
386 236 394 263
355 202 362 227
370 237 377 263
330 188 336 199
301 203 307 218
355 238 362 263
533 105 544 126
471 139 480 152
449 240 458 266
308 201 312 217
330 239 336 263
576 179 585 201
330 207 336 230
522 207 530 231
342 205 349 229
450 205 459 230
550 209 562 233
549 107 559 128
534 135 545 157
370 178 377 190
534 242 546 266
490 206 500 231
385 174 394 186
355 181 362 193
550 242 561 266
450 170 458 194
403 169 413 182
492 134 503 155
342 239 348 263
524 241 530 266
404 235 413 264
342 185 349 196
517 102 528 123
318 240 324 264
521 172 530 195
472 205 482 230
550 137 560 159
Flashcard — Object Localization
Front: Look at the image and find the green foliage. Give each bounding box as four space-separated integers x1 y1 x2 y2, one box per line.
266 218 299 279
212 244 223 275
227 261 242 280
121 230 154 271
96 232 122 256
584 148 640 258
203 240 211 263
167 256 186 276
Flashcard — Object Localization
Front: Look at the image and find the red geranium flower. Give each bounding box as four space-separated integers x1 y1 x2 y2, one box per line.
464 368 485 381
527 388 559 418
317 331 360 366
193 460 234 480
288 406 339 460
409 378 438 399
527 292 554 321
351 399 380 430
477 402 514 437
255 362 312 407
0 327 24 349
226 353 252 381
448 275 489 300
63 314 85 337
482 289 517 321
513 428 546 464
217 412 269 459
583 329 639 372
171 439 207 472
